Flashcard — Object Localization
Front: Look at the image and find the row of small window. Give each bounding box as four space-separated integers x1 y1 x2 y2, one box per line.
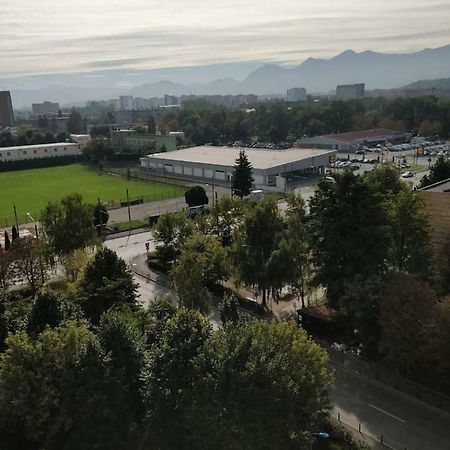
5 147 69 156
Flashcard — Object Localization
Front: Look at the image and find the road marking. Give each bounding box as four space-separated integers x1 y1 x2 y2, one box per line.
368 404 406 423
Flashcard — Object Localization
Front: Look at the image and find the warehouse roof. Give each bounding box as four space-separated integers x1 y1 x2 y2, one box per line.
145 146 335 170
324 128 403 142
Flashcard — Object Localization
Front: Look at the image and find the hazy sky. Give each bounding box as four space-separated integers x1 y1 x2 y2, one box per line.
1 0 450 78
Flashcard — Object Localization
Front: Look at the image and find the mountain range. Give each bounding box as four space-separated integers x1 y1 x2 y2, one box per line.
8 44 450 107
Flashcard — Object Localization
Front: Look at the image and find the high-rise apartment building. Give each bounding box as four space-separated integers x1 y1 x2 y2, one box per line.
119 95 134 111
336 83 365 99
32 101 60 115
0 91 14 128
286 88 307 102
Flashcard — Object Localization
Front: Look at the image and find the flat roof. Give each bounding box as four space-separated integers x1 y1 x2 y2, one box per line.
325 128 403 142
419 178 450 192
144 145 335 170
0 142 79 153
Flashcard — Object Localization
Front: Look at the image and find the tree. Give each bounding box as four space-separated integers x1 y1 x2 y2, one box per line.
0 248 12 292
184 185 209 207
93 202 109 234
147 115 156 134
209 195 244 246
364 164 402 198
419 156 450 188
338 275 384 357
82 138 113 162
10 236 46 291
27 289 64 336
387 188 432 275
4 231 10 251
41 193 97 256
0 323 107 450
379 273 437 372
62 249 91 283
171 233 228 314
309 172 390 308
219 294 241 325
132 124 146 134
282 194 312 308
11 226 19 242
233 199 284 304
418 119 442 137
232 150 253 198
141 308 211 448
67 108 83 134
97 309 144 442
77 247 138 324
191 321 332 450
0 297 7 352
153 212 193 263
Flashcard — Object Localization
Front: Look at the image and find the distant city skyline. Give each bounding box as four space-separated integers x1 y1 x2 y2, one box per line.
1 0 450 80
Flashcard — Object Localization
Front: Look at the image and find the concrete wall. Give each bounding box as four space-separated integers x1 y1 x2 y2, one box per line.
419 191 450 256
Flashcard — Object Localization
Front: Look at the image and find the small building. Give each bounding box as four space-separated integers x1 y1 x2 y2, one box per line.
419 178 450 256
296 128 406 152
111 130 177 154
0 142 80 162
140 145 336 192
70 134 92 149
336 83 365 99
0 91 14 128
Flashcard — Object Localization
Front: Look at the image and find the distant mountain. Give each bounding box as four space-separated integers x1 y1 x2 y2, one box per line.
8 44 450 107
402 78 450 91
128 44 450 98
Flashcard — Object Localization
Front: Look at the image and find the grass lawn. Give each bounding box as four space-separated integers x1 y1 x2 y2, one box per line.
0 163 184 224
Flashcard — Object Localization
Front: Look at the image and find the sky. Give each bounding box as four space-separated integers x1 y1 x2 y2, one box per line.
1 0 450 81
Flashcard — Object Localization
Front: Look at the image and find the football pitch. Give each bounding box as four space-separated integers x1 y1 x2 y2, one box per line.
0 163 185 224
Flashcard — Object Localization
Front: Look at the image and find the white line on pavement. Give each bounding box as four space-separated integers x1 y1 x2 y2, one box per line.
368 404 406 423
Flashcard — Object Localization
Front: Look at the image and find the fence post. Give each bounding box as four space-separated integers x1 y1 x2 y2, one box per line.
337 412 341 422
358 423 361 433
380 435 383 444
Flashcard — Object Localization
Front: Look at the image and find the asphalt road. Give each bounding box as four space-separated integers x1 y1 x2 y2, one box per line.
331 364 450 450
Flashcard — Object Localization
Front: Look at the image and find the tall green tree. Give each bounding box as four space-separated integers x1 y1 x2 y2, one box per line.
76 247 137 324
41 193 97 256
27 289 64 336
232 150 253 198
4 231 10 251
234 199 284 304
0 323 107 450
171 233 228 314
309 172 390 308
141 308 211 448
191 321 332 450
387 188 432 274
67 108 84 134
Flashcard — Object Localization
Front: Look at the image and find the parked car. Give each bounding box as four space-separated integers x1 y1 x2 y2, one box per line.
401 172 414 178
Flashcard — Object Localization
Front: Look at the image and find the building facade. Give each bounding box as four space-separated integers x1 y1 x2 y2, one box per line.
286 88 307 102
336 83 365 99
119 96 134 111
32 101 59 115
0 142 80 162
111 130 177 154
0 91 14 128
140 145 336 192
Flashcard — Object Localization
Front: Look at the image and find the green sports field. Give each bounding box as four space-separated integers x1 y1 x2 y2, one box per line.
0 164 184 224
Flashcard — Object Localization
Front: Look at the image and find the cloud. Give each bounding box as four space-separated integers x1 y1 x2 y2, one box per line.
0 0 449 78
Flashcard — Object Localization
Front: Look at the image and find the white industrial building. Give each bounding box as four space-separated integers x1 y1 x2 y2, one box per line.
140 145 336 192
0 142 81 162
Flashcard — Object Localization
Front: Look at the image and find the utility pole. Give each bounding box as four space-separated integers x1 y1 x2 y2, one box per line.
126 188 131 224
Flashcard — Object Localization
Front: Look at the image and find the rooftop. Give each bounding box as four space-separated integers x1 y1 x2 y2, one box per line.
325 128 403 142
144 145 335 170
419 178 450 192
0 142 79 153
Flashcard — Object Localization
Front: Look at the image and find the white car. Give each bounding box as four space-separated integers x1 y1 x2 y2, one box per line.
401 171 414 178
